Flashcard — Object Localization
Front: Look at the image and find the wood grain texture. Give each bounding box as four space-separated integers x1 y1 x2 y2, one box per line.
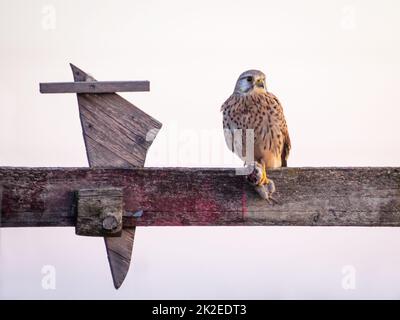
71 64 162 168
103 227 135 288
70 64 161 289
40 81 150 93
1 167 399 227
76 188 123 237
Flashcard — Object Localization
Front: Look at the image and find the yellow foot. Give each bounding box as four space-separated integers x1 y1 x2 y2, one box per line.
258 162 269 186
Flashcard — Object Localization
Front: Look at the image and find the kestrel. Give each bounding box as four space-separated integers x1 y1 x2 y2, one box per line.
221 70 291 202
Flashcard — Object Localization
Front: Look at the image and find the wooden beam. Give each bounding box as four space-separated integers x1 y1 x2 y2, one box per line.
1 167 399 228
39 81 150 94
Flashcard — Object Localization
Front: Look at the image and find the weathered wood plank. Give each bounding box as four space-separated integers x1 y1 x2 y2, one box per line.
71 65 161 168
1 167 399 227
79 106 149 166
40 81 150 94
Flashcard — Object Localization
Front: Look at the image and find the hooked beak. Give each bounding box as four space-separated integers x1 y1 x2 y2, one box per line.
255 78 265 89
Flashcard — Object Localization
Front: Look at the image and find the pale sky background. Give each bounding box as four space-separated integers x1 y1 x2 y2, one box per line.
1 0 400 299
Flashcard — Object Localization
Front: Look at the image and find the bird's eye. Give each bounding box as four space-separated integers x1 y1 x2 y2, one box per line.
246 76 253 82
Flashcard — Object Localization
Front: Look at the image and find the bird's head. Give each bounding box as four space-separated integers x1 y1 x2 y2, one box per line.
234 70 267 95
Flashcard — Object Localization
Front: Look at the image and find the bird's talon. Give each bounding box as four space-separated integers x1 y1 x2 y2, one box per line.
246 162 263 186
258 162 269 186
247 162 277 202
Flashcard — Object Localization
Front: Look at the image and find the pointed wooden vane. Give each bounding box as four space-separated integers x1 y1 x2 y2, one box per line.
69 64 161 288
40 64 162 288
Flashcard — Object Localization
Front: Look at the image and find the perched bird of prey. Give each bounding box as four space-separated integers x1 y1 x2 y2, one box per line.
221 70 291 202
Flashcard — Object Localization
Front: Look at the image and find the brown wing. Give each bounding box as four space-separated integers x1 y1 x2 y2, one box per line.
221 94 238 155
269 93 291 167
280 126 291 167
